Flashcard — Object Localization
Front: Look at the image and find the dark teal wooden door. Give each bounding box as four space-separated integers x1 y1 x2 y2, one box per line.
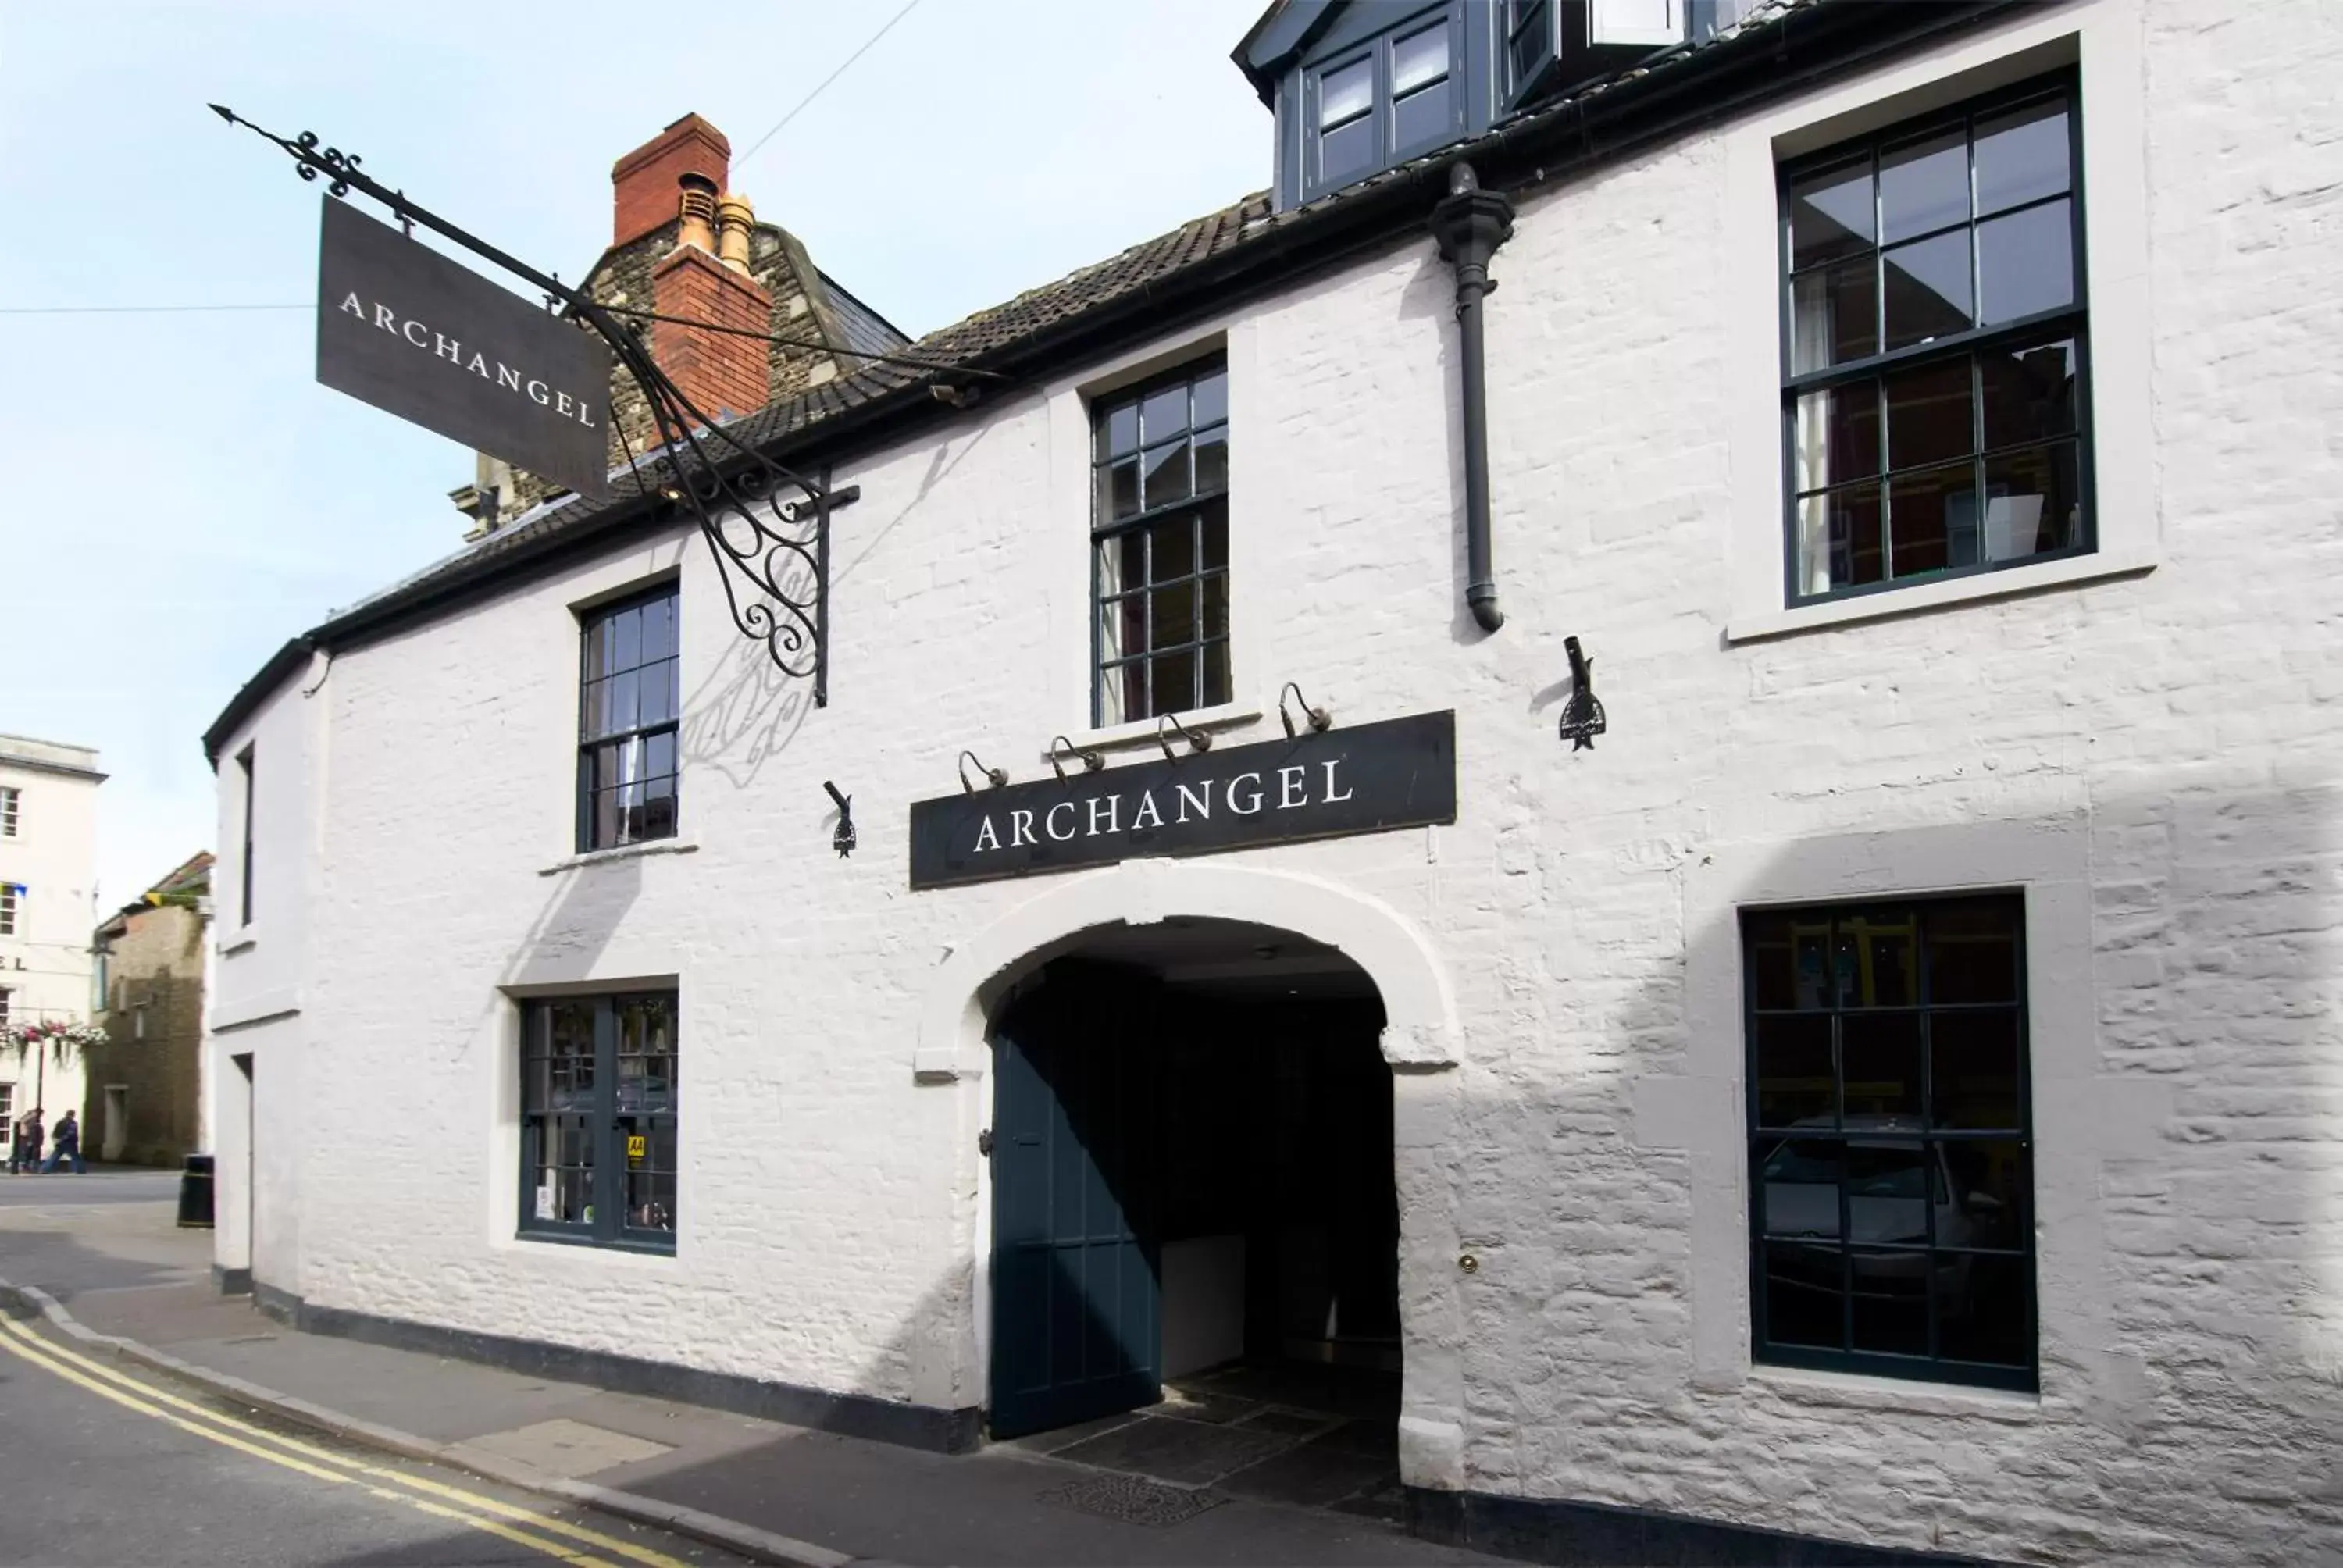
989 964 1161 1439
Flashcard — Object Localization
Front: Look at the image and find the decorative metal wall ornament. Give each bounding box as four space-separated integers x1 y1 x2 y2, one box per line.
822 781 856 858
958 750 1009 794
1278 682 1333 739
1559 636 1607 750
1049 735 1106 779
215 105 982 707
1155 712 1214 762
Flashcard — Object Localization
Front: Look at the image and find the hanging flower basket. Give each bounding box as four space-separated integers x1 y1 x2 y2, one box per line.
4 1020 107 1053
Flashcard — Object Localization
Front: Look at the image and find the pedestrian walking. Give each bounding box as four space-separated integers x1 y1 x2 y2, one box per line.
15 1109 43 1176
40 1110 81 1175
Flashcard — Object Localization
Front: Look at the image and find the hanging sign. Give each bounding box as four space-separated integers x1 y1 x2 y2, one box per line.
908 710 1456 891
316 197 612 499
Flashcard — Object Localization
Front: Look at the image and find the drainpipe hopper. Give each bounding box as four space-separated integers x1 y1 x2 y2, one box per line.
1430 162 1516 634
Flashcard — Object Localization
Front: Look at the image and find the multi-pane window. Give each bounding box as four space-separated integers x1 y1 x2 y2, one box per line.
519 992 678 1250
0 786 18 837
236 746 255 927
0 885 16 937
1307 11 1457 196
1093 361 1231 726
1742 895 2035 1390
1781 77 2088 602
0 1082 11 1125
577 585 680 852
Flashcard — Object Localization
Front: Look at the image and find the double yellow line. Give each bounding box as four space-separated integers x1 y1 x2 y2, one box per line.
0 1313 700 1568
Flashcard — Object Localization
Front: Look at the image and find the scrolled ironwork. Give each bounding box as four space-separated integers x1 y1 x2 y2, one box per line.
214 105 842 701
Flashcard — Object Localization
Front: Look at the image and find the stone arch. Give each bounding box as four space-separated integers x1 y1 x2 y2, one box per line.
915 856 1469 1488
911 857 1461 1081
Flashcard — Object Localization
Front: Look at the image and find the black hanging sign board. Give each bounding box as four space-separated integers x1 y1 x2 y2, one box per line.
908 710 1456 890
316 197 612 500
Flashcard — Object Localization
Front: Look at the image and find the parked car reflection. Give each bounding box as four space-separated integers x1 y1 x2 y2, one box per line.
1760 1117 2016 1344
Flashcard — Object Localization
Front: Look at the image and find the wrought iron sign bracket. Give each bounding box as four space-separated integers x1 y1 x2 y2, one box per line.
215 105 863 701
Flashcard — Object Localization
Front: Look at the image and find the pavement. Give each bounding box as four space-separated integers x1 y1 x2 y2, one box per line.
0 1173 1499 1566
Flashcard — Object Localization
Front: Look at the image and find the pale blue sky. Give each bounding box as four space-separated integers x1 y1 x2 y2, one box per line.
0 0 1271 909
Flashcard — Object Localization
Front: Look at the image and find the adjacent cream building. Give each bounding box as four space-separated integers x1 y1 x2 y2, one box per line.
0 733 103 1132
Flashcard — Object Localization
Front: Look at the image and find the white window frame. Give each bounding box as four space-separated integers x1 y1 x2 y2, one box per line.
0 884 16 937
0 785 18 838
1721 1 2156 643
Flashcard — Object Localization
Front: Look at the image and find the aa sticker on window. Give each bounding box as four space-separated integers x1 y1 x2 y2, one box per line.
626 1135 646 1164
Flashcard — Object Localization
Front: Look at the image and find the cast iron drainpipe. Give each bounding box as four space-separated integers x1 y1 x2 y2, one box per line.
1430 162 1517 633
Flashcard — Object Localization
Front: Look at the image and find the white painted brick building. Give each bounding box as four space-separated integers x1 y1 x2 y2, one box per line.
0 733 102 1136
204 2 2343 1562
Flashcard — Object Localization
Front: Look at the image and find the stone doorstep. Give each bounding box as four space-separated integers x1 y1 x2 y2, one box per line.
0 1274 846 1568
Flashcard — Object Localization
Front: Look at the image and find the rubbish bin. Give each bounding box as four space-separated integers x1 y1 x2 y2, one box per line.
177 1153 215 1229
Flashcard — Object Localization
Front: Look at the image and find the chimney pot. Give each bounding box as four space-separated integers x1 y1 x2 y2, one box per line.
677 173 719 254
715 194 755 273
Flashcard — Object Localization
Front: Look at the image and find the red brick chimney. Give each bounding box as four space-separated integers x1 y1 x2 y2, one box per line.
612 114 731 249
613 115 772 423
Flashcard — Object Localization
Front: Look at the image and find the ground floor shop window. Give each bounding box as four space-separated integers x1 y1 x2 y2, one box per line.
1742 894 2035 1389
519 992 677 1252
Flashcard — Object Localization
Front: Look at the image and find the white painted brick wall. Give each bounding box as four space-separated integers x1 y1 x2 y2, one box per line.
229 1 2343 1560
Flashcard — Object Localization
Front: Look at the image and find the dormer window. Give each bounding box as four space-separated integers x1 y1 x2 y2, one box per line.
1243 1 1748 215
1304 10 1461 200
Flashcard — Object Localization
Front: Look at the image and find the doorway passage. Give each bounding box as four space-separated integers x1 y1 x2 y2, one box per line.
987 920 1403 1515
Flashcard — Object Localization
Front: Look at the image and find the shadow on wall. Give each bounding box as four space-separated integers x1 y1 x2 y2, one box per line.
483 854 648 1030
1515 775 2343 1567
823 777 2343 1564
276 777 2343 1566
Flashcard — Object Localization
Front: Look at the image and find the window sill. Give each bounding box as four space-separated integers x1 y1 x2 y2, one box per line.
538 839 699 877
1742 1364 2040 1422
219 931 259 957
1724 547 2157 643
1045 701 1263 761
511 1228 679 1260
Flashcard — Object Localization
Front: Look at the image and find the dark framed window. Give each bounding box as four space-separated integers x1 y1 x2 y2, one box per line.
237 744 255 928
519 992 678 1252
1742 894 2035 1390
577 584 679 852
1305 6 1460 198
1092 359 1231 726
1781 76 2088 605
0 885 15 937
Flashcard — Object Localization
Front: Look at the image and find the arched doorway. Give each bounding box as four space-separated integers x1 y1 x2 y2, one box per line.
985 917 1404 1506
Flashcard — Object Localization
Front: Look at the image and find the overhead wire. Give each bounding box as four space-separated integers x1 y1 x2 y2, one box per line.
732 0 924 170
0 303 310 315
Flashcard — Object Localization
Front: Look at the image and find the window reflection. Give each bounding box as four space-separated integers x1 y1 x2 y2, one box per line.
1742 896 2035 1385
1782 84 2088 603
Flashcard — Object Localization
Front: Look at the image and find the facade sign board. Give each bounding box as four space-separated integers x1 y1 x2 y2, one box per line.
316 197 612 500
908 711 1456 890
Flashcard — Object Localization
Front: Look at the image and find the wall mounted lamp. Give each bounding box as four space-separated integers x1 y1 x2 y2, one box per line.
1049 735 1105 779
1156 712 1213 762
1278 682 1333 738
1559 636 1606 751
958 750 1008 794
822 781 855 858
